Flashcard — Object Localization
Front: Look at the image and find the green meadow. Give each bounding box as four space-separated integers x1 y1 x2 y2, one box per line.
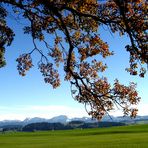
0 124 148 148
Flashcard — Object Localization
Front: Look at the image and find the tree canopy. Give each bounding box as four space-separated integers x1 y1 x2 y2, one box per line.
0 0 147 120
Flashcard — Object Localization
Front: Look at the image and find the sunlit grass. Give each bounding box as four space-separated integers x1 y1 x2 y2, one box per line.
0 124 148 148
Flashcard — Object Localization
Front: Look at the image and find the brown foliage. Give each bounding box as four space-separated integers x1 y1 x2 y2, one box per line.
0 0 147 120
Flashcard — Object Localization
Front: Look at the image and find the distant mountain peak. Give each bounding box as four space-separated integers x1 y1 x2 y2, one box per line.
0 115 148 127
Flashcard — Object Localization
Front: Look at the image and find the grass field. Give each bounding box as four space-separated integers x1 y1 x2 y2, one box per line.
0 124 148 148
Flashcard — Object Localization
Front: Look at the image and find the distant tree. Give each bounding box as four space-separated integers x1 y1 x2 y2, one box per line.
22 122 66 131
0 0 147 120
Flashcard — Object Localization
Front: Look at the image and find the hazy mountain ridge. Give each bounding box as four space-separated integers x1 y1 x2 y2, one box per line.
0 115 148 128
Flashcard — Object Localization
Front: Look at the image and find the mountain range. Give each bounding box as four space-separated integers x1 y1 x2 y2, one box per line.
0 115 148 128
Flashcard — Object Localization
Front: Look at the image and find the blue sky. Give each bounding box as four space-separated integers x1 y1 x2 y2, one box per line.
0 14 147 121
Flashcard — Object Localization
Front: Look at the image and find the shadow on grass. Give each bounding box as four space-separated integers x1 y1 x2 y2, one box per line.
71 125 148 136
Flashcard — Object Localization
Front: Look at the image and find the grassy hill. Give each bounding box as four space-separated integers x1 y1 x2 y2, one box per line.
0 124 148 148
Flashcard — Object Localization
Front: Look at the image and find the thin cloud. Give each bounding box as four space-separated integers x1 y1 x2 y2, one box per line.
0 105 89 121
0 103 148 121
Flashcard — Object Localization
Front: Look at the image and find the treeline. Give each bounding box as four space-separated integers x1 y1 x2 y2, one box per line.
0 125 22 132
0 121 126 132
22 121 125 132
